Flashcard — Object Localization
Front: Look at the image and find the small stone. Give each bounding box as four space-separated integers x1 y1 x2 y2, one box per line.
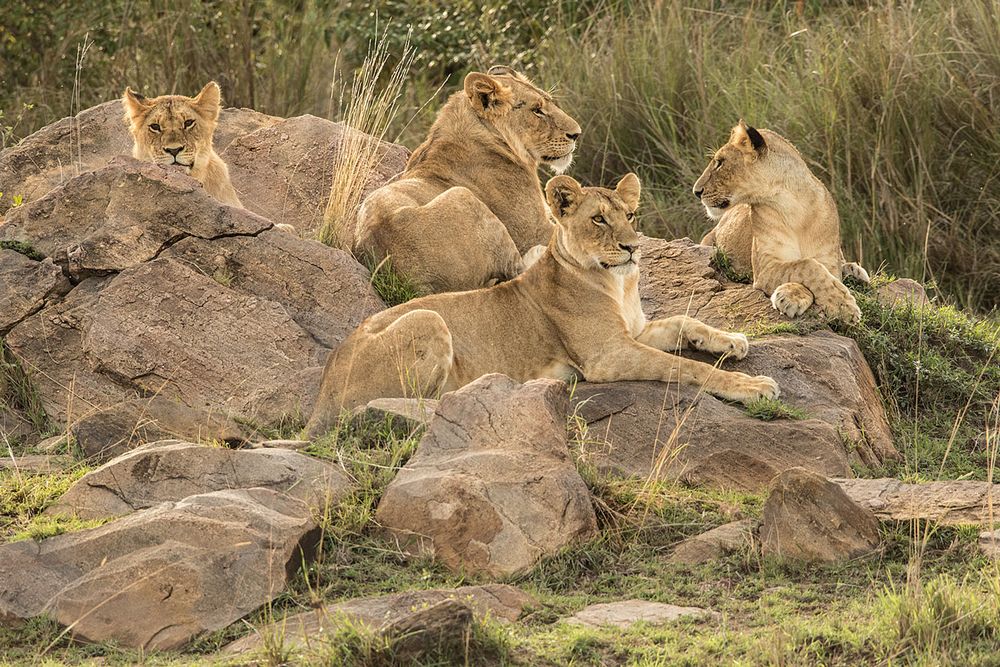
669 520 756 564
566 600 718 629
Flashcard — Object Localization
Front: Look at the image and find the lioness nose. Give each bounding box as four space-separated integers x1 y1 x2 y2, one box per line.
566 132 580 141
164 146 183 157
693 187 704 198
619 242 638 253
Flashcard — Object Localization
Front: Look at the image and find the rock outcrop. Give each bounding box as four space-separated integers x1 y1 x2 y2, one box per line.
833 478 1000 526
376 374 597 577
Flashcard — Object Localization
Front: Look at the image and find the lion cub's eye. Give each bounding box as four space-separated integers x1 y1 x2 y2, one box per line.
626 212 635 222
714 158 724 170
149 123 161 132
533 107 545 117
183 119 195 129
592 215 606 225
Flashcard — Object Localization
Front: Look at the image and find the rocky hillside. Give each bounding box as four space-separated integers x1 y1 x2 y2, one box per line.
1 104 998 665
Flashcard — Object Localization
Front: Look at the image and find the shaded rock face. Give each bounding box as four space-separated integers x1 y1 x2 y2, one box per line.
0 249 69 333
224 584 535 655
0 158 384 444
669 520 756 564
222 114 409 235
761 467 881 563
572 331 897 492
833 478 1000 526
0 488 320 650
376 374 598 577
0 101 280 216
45 440 352 519
566 600 718 629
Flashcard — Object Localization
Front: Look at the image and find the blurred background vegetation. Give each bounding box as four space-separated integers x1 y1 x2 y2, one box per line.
1 0 997 312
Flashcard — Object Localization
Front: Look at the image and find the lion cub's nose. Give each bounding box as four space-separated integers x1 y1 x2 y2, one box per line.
566 132 580 141
693 188 704 198
619 242 638 254
163 146 183 157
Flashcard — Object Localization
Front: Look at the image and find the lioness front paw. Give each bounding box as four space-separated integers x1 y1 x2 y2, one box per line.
842 262 870 284
714 332 749 360
724 373 780 404
817 283 862 325
770 283 814 318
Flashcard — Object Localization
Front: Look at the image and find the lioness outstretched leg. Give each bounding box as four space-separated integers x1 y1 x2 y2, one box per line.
583 337 778 404
756 257 860 323
636 316 749 360
305 309 453 437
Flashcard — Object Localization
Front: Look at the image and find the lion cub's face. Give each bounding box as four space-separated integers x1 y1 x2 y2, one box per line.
693 120 772 220
122 82 222 175
545 173 641 273
464 67 582 173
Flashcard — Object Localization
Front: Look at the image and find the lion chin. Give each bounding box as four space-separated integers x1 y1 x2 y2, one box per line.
546 152 574 174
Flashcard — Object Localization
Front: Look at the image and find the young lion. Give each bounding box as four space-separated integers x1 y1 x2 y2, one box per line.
352 66 582 294
122 81 242 207
306 173 778 436
694 121 869 323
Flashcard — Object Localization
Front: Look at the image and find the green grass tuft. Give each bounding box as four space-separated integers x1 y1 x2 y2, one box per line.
744 397 809 422
361 253 423 307
1 467 90 542
0 340 49 436
710 249 752 284
0 240 43 261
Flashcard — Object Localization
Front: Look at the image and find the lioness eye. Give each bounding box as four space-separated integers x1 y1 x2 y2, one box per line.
149 123 161 132
533 107 545 117
714 158 724 169
626 213 635 222
592 215 606 225
184 119 195 128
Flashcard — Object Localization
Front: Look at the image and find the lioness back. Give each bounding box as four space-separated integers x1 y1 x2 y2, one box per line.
122 81 242 208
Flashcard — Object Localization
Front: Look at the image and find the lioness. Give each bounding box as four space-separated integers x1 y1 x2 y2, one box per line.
122 81 242 207
352 66 582 294
306 173 779 436
694 120 869 323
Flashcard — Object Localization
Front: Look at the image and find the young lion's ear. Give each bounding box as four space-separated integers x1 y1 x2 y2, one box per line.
191 81 222 121
464 72 512 117
615 172 641 210
486 65 518 78
731 119 767 155
545 175 583 219
122 87 151 122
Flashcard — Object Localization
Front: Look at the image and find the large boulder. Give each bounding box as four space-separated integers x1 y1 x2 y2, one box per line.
45 440 352 519
832 478 1000 526
761 467 881 563
0 249 69 333
376 374 598 577
224 584 535 655
0 488 320 650
0 158 384 443
571 332 897 492
222 115 409 235
0 100 279 215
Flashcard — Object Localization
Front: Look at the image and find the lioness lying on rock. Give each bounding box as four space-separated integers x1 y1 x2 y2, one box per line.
122 81 243 208
695 120 869 323
352 66 582 294
306 173 779 437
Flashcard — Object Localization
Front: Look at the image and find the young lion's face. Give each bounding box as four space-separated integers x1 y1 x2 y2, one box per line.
464 67 582 173
121 82 222 174
545 173 642 273
693 120 770 220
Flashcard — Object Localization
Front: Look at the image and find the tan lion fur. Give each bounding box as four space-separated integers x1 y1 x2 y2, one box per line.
306 173 778 436
352 67 582 295
122 81 242 208
694 121 869 323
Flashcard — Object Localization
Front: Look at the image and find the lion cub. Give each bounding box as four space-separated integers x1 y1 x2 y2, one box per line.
122 81 242 207
694 120 869 323
306 172 778 436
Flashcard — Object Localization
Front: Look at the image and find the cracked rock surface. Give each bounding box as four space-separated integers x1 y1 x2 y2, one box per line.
44 439 352 519
0 488 320 650
376 374 597 577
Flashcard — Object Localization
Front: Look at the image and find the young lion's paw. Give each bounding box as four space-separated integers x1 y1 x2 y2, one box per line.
842 262 870 284
770 283 814 318
818 284 862 325
715 332 749 360
727 373 780 403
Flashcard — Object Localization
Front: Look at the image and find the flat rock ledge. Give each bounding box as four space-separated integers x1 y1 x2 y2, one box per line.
376 374 598 577
566 600 718 629
0 488 320 650
44 439 352 520
833 478 1000 526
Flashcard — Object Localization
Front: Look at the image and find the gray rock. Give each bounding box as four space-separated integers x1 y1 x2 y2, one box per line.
566 600 718 629
0 488 320 650
980 530 1000 559
376 374 597 577
761 467 881 563
45 440 351 519
875 278 930 309
669 520 756 564
0 250 69 333
0 454 75 474
833 478 1000 526
351 397 438 437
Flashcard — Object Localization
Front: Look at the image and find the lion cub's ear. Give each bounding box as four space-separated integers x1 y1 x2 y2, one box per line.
545 175 583 219
464 72 512 117
731 119 767 156
122 87 151 123
615 173 641 210
191 81 222 121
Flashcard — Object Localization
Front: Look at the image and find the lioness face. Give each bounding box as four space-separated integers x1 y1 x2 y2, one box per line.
122 82 222 174
693 120 770 220
465 67 582 173
545 173 641 273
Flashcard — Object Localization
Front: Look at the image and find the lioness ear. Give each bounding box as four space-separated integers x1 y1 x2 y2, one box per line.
464 72 512 117
732 119 767 155
615 173 641 210
122 87 151 122
486 65 518 78
191 81 222 121
545 175 583 219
